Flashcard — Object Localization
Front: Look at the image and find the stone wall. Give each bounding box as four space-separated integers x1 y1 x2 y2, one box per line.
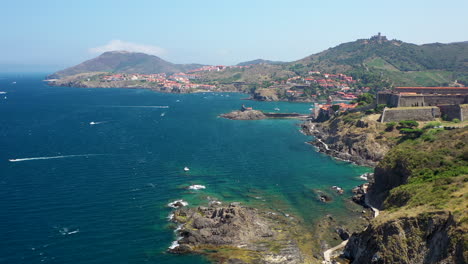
461 104 468 121
398 95 425 107
377 92 468 108
438 105 462 121
423 94 468 106
381 107 440 122
377 92 398 107
395 87 468 94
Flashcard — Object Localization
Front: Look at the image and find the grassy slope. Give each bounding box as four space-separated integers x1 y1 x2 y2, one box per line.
200 39 467 89
376 127 468 225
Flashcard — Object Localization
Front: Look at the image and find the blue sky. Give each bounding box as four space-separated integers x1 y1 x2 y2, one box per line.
1 0 467 70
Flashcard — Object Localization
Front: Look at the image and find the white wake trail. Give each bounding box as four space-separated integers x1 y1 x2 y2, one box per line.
108 105 170 109
9 154 103 162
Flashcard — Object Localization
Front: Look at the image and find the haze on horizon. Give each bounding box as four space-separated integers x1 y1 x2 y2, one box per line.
1 0 468 71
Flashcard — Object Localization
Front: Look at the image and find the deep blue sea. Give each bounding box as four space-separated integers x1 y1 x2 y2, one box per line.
0 73 370 263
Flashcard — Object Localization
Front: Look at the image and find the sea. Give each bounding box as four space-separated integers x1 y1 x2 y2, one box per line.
0 73 371 264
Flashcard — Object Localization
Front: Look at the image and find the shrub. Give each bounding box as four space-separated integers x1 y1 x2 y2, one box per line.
398 120 419 129
331 105 340 112
375 104 386 113
385 122 397 131
400 128 424 139
423 121 442 129
453 118 461 123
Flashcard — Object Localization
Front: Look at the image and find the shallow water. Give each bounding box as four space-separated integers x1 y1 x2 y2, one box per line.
0 73 370 263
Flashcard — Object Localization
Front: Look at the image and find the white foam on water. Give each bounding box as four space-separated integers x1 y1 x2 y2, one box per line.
66 229 80 235
89 121 108 125
9 154 103 162
101 105 169 108
188 184 206 190
168 237 182 249
167 200 188 208
167 213 174 221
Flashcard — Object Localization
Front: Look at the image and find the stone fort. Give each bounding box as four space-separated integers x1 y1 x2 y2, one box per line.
378 87 468 122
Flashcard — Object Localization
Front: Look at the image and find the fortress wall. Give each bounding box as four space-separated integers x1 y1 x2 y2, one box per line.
381 107 440 122
438 105 461 121
461 105 468 121
423 95 468 106
377 93 399 107
396 87 468 94
398 95 425 107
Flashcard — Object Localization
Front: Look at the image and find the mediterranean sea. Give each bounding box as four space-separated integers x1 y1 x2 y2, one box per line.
0 73 370 263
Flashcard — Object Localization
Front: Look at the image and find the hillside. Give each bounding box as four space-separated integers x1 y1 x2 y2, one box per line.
236 59 285 66
48 51 203 79
201 34 468 88
344 127 467 263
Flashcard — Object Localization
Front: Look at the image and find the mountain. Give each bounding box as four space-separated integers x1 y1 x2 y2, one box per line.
295 34 468 72
198 34 468 87
236 59 285 66
48 51 203 79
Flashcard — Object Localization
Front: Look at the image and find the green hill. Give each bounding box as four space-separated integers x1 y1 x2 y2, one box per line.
236 59 286 66
48 51 203 79
200 34 468 88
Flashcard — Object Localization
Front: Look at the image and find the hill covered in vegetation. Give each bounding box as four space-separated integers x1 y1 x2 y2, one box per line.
199 34 468 88
345 126 467 263
48 51 203 79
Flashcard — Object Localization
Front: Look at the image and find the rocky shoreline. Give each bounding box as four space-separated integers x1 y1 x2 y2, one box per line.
300 119 392 167
168 203 307 264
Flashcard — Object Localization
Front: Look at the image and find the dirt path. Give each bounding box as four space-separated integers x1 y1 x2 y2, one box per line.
322 194 379 263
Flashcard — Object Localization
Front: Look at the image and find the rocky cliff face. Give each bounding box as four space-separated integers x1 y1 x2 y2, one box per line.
301 114 394 167
344 211 466 264
344 128 468 264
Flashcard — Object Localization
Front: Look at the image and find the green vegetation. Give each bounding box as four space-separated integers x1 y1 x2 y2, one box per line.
385 122 397 131
397 120 419 129
354 93 374 106
380 127 468 212
423 121 442 129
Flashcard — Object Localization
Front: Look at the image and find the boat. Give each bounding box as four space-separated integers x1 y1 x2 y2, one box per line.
89 121 96 125
161 112 166 117
274 107 280 111
184 167 190 172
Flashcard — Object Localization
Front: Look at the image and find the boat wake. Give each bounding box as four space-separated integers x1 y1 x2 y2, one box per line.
9 154 103 162
89 121 108 125
108 105 169 109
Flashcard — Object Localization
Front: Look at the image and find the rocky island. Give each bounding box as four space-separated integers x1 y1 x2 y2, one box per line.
220 109 267 120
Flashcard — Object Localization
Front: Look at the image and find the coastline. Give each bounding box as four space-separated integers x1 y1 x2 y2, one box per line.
44 81 376 263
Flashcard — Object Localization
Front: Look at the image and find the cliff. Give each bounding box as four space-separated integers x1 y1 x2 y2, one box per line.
344 127 468 264
301 112 396 167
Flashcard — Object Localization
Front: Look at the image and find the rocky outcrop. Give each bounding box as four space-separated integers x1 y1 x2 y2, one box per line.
344 211 466 264
301 116 393 167
253 88 279 101
220 110 267 120
344 128 468 264
169 204 304 264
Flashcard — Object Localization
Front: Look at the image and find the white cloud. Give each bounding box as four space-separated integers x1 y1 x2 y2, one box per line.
89 40 166 56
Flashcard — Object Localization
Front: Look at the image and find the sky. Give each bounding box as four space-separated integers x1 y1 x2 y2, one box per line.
1 0 468 71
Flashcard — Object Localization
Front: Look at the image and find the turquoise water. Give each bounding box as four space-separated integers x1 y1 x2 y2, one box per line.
0 73 370 263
